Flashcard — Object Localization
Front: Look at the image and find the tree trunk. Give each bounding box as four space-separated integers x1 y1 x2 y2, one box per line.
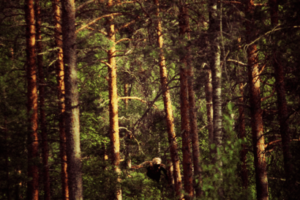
209 0 222 194
107 1 122 199
154 0 183 198
35 1 50 199
25 0 39 199
179 4 203 196
52 0 69 199
238 82 248 189
245 1 269 199
124 83 131 169
178 3 194 199
61 0 83 199
188 65 202 197
269 0 293 197
204 65 213 146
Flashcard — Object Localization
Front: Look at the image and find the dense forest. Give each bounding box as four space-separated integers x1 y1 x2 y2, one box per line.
0 0 299 199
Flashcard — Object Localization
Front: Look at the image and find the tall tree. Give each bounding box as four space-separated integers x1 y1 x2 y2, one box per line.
107 1 122 199
154 0 183 198
178 2 193 199
184 4 202 197
244 0 269 199
209 0 222 194
25 0 39 199
61 0 83 199
52 0 69 199
35 0 50 199
269 0 293 197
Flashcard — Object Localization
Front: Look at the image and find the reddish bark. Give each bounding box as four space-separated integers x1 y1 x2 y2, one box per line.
188 64 202 197
52 0 69 199
245 1 269 199
154 0 183 198
269 0 293 196
35 1 50 199
25 0 39 199
61 0 83 199
179 3 194 199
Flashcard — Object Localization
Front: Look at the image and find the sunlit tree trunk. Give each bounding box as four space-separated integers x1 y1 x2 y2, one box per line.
154 0 183 198
52 0 69 199
204 65 213 146
35 1 50 199
245 1 269 199
178 2 193 199
209 0 222 195
269 0 293 197
124 83 131 169
25 0 39 199
61 0 83 199
107 1 122 199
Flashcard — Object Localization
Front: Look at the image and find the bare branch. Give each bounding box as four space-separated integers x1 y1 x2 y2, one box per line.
76 13 123 34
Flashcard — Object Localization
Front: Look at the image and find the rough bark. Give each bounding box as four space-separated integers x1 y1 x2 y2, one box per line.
179 65 193 200
52 0 69 199
188 65 202 197
178 4 202 196
35 1 50 199
107 1 122 199
154 0 183 198
61 0 83 199
245 1 269 199
269 0 293 197
25 0 39 199
238 82 248 189
179 3 194 199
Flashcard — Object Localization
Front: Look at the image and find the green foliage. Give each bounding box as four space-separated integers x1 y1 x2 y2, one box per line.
201 105 254 200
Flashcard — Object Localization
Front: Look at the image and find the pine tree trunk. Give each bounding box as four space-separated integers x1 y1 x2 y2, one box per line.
188 57 202 198
52 0 69 199
154 0 183 198
35 1 50 199
179 64 193 200
107 1 122 199
269 0 293 197
61 0 83 199
245 1 269 199
238 82 248 189
179 3 194 199
209 0 222 193
25 0 39 199
178 4 203 196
